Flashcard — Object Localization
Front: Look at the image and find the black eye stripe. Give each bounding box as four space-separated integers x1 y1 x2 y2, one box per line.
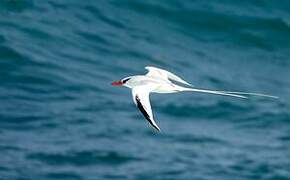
122 78 130 83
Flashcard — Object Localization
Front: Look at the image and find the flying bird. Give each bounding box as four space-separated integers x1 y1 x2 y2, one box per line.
112 66 278 131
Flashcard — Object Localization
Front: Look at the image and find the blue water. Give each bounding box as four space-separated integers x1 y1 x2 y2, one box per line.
1 0 290 179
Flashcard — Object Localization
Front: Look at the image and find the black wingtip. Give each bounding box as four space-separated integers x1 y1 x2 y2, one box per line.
135 95 161 132
153 124 161 131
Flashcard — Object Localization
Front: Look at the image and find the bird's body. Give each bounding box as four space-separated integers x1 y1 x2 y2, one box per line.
112 66 278 131
124 75 183 93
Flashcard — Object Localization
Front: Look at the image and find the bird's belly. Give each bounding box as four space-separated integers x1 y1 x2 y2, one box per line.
152 85 180 94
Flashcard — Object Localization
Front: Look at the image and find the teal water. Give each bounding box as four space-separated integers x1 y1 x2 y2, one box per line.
0 0 290 179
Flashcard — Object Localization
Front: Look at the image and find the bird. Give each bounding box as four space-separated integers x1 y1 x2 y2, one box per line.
111 66 278 131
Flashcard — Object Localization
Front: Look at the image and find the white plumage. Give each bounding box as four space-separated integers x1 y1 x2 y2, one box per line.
112 66 278 131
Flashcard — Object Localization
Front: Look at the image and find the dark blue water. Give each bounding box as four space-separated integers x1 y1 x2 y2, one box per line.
1 0 290 179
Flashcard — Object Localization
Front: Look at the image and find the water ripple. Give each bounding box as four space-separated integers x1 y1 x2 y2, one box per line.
27 150 140 166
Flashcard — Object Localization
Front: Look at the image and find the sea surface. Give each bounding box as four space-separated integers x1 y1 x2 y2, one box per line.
0 0 290 179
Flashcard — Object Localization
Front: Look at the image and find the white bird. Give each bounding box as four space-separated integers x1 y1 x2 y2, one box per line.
111 66 278 131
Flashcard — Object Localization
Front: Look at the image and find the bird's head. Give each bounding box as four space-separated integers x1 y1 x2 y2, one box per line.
111 77 131 87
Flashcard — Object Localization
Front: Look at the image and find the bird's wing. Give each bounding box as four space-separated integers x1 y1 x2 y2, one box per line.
132 85 160 131
145 66 192 86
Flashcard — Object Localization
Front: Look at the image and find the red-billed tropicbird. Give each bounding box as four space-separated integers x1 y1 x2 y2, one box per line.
112 66 278 131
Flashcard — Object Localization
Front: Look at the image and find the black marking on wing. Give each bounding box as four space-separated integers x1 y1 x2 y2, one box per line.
135 96 160 131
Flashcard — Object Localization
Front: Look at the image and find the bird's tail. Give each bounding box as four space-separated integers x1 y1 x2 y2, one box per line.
180 87 278 99
219 91 279 99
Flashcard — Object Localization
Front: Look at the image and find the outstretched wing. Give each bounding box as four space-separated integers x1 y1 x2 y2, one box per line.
132 86 160 131
145 66 192 86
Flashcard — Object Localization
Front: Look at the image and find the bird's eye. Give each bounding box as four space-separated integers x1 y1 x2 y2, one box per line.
122 78 130 83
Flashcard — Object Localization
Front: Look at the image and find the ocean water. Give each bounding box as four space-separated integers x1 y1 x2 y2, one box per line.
0 0 290 179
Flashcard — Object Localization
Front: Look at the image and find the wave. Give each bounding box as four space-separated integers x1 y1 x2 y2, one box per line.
26 150 140 166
